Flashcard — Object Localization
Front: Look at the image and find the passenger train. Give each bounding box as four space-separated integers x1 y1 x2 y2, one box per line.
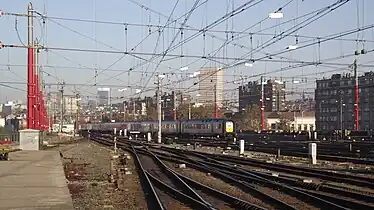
80 118 236 140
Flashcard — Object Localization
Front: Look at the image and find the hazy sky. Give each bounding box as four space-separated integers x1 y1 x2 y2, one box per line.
0 0 373 103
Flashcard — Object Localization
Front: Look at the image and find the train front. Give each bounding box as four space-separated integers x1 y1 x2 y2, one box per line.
224 120 236 140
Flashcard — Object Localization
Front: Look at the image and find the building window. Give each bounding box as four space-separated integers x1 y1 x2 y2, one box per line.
309 124 314 131
298 124 302 131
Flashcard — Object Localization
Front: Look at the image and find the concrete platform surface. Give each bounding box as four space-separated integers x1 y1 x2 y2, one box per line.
0 150 74 210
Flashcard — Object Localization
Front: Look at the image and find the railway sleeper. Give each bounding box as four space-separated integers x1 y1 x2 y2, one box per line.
196 160 350 210
145 171 215 210
297 188 374 210
131 147 165 210
140 147 267 209
163 152 349 210
175 170 267 210
199 157 374 205
201 154 374 189
144 148 213 207
143 148 296 209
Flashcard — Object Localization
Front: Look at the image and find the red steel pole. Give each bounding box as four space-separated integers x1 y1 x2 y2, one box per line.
27 3 34 129
34 74 39 130
34 45 40 130
353 59 359 131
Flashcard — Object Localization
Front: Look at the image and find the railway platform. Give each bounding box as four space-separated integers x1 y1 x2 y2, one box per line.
0 150 73 210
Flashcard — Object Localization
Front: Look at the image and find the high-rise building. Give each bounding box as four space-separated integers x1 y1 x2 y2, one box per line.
97 88 110 106
315 72 374 131
239 79 286 112
63 95 78 115
197 67 223 106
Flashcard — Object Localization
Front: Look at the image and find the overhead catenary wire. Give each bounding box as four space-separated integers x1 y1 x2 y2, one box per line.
8 0 366 88
139 0 203 95
3 23 373 99
2 0 371 104
123 0 343 87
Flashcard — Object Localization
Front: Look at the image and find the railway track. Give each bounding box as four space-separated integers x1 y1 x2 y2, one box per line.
159 147 374 188
150 147 374 209
168 139 374 165
91 135 268 209
91 135 374 209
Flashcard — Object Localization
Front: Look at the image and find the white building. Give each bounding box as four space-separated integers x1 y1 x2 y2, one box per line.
266 111 315 131
97 88 111 106
197 67 223 106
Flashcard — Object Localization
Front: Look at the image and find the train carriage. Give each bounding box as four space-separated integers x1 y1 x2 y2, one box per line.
180 119 235 140
80 118 236 141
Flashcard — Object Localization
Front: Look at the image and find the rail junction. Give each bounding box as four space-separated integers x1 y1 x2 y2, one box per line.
86 133 374 210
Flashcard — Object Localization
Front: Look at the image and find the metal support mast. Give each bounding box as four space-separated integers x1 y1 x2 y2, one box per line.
353 59 359 131
75 91 80 135
156 75 164 144
59 81 65 132
34 41 40 130
340 92 344 140
123 101 126 122
27 2 35 129
173 93 177 120
260 76 265 130
214 84 218 119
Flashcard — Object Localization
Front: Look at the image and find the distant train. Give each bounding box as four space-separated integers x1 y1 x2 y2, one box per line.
80 118 236 140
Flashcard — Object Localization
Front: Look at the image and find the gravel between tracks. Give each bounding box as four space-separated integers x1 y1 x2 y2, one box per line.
57 139 148 210
167 161 274 210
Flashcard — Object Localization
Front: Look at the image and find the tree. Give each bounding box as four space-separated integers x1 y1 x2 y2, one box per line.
101 115 111 123
177 103 225 120
236 104 262 131
176 103 190 120
278 113 292 131
142 106 157 121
